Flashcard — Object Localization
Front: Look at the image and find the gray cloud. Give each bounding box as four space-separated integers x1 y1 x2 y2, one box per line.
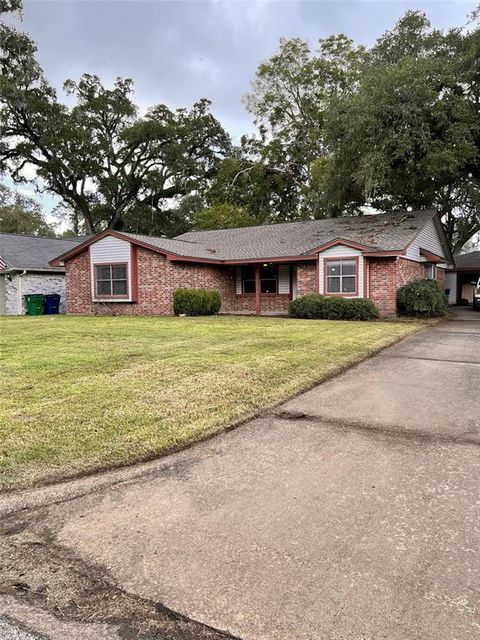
20 0 476 142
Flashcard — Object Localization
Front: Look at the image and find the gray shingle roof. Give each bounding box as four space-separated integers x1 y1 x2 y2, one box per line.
120 232 220 259
0 233 86 272
454 251 480 270
175 210 438 260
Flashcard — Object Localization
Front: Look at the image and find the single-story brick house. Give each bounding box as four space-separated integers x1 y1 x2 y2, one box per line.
49 210 453 317
0 233 85 314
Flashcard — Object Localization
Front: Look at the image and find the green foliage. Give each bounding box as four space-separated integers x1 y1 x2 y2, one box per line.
0 183 55 236
173 288 222 316
242 8 480 249
325 11 480 250
289 294 380 320
192 203 256 230
397 279 448 317
0 11 231 234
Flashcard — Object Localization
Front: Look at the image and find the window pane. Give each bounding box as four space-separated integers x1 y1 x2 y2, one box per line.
261 266 277 280
112 280 127 295
327 261 341 277
261 279 277 294
327 277 340 293
244 280 255 294
342 276 356 293
341 260 356 276
242 266 255 281
112 264 127 280
97 280 112 295
96 265 111 280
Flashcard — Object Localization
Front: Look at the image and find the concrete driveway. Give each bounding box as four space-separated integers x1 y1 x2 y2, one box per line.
2 310 480 639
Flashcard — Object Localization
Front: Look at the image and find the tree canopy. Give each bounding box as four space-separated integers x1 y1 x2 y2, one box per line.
240 10 480 251
0 2 231 234
1 1 479 249
0 183 55 236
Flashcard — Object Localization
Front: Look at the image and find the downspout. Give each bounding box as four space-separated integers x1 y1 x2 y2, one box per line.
18 270 27 315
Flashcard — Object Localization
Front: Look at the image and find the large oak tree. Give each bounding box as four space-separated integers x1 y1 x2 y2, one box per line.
0 1 231 234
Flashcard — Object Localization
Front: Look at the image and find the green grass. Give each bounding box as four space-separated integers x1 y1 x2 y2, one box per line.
0 315 423 491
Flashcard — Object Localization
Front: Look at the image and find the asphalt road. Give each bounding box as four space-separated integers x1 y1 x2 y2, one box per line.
0 618 40 640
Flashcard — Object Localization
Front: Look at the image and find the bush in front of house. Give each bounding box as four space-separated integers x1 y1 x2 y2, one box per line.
397 279 448 318
173 288 222 316
289 294 380 321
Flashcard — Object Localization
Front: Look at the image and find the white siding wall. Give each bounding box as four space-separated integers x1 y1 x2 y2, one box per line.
405 218 446 261
318 245 364 298
445 271 457 305
90 236 132 301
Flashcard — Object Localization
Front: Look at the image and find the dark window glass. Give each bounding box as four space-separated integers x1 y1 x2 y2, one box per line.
112 280 128 295
326 277 341 293
241 265 278 294
95 264 128 297
242 266 256 294
326 259 356 294
244 280 256 294
97 280 112 295
342 277 356 293
112 264 127 280
261 265 277 293
96 265 111 280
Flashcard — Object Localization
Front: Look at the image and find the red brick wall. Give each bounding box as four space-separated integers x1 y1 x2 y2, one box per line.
437 266 446 291
66 248 294 316
396 257 424 288
367 257 445 316
65 250 91 314
65 246 445 318
296 262 317 296
367 258 398 316
66 248 236 316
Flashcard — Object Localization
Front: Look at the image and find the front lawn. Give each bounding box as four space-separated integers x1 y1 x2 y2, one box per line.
0 315 422 491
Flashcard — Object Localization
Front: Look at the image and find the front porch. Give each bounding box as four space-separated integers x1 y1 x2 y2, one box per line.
220 262 305 316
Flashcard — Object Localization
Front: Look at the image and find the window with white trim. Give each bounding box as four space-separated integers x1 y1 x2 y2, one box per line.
326 259 357 294
424 263 436 280
95 264 128 297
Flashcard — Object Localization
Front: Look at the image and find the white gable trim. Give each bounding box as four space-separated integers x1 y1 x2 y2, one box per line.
89 235 133 302
318 245 364 298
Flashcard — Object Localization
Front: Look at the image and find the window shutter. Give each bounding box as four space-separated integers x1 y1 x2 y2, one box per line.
278 264 290 294
235 267 242 294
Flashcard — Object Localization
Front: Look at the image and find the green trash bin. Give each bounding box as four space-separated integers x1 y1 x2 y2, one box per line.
24 294 45 316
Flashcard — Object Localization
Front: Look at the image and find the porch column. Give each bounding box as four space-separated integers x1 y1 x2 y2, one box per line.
255 264 261 315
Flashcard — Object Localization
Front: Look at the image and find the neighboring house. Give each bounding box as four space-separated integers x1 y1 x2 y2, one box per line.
0 233 85 315
445 251 480 305
49 210 453 317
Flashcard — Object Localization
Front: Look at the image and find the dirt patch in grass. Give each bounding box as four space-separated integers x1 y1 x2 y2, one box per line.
0 509 238 639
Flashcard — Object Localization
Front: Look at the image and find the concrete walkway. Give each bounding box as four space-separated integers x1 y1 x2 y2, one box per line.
2 311 480 640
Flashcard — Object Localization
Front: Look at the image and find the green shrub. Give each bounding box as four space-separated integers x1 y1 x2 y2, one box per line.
397 279 448 318
289 294 380 321
173 288 222 316
289 294 327 319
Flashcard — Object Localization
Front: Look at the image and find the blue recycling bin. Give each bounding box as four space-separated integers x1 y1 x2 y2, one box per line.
44 294 61 314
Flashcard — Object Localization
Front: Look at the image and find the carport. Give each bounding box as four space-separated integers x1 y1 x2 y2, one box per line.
445 250 480 305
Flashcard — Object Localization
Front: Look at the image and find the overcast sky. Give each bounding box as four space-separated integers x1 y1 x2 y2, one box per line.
20 0 476 140
8 0 478 221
